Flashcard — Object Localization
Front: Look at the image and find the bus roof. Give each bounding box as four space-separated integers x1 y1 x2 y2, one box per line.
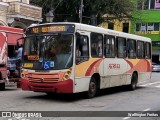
28 22 151 42
0 26 23 34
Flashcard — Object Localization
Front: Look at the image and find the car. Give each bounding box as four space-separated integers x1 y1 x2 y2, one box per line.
152 62 160 72
7 57 19 78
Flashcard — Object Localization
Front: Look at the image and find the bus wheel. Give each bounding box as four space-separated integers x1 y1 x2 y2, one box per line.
0 83 5 90
86 77 97 98
128 73 138 90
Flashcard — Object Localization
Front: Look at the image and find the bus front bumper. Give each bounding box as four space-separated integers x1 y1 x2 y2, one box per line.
21 78 73 93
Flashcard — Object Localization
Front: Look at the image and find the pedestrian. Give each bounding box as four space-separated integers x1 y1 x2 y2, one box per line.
16 44 23 77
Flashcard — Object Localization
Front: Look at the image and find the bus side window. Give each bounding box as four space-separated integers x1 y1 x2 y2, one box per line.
76 35 89 64
137 41 145 58
91 33 103 57
104 35 115 58
127 39 136 58
76 35 89 57
117 37 127 58
145 42 151 59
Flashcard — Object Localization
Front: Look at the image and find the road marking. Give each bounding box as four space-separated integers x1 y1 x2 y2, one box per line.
155 85 160 88
139 81 148 84
143 108 150 111
139 81 160 87
122 108 151 120
123 117 130 120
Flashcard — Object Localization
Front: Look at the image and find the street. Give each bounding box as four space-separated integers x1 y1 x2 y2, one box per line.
0 73 160 120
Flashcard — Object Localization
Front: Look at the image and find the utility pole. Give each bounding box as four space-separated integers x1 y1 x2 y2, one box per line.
79 0 83 23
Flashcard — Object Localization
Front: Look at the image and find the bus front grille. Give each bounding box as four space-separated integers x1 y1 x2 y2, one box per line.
26 73 61 83
28 78 59 83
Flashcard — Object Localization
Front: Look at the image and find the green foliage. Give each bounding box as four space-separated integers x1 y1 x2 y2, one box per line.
30 0 137 24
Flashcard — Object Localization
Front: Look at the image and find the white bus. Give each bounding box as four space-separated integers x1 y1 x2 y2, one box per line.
21 22 152 98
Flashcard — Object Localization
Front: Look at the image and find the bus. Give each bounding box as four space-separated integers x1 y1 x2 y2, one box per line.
0 26 23 90
21 22 152 98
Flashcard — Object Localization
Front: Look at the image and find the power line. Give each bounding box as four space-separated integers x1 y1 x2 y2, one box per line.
54 0 63 11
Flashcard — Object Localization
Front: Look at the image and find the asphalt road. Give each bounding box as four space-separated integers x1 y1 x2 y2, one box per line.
0 73 160 120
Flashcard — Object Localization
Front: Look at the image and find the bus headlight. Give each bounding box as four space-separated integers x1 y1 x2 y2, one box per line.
63 68 72 80
64 74 69 80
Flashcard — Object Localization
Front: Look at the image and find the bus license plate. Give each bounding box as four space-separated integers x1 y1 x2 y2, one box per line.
24 63 33 68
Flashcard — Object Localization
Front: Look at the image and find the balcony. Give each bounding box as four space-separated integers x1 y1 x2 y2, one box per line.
0 2 8 12
0 2 9 25
7 1 42 22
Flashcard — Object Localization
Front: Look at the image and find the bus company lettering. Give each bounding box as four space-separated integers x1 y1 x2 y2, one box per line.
42 26 65 33
108 64 120 69
32 26 66 33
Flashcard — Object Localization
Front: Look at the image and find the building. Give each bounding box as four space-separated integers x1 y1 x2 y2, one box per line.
101 14 131 33
130 0 160 56
0 1 8 26
0 0 42 29
101 0 160 59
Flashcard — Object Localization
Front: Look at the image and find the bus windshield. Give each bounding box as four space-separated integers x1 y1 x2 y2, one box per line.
23 34 73 70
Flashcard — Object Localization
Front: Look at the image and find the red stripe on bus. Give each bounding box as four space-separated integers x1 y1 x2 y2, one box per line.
85 59 103 76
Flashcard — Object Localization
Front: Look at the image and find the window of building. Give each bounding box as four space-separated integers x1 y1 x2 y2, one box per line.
123 23 129 33
127 39 136 58
144 0 149 10
141 24 146 31
147 23 154 31
137 0 160 10
136 24 141 31
154 23 160 31
150 0 156 9
104 35 115 58
108 23 114 30
145 42 151 59
137 41 145 58
91 33 103 57
137 0 149 10
155 0 160 9
117 37 127 58
136 23 160 32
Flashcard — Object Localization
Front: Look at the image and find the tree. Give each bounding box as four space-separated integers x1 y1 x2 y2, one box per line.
30 0 138 25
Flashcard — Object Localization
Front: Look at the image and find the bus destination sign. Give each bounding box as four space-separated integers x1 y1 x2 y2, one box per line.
26 24 75 34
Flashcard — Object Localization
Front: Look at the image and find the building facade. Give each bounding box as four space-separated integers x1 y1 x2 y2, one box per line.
100 14 131 33
0 1 8 26
131 0 160 41
130 0 160 55
101 0 160 57
0 0 42 29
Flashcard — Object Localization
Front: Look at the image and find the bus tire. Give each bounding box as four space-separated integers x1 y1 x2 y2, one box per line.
128 73 138 90
86 77 97 98
0 83 5 90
